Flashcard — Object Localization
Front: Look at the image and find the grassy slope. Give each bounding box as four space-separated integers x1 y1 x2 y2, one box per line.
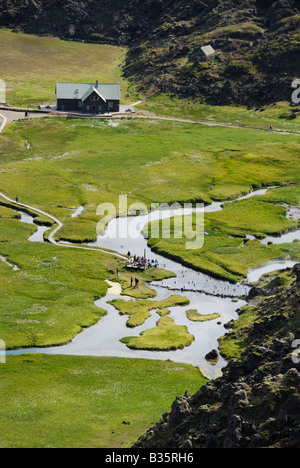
218 268 297 359
0 28 135 107
0 354 206 448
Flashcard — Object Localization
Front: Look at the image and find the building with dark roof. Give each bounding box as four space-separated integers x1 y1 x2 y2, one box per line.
56 81 120 114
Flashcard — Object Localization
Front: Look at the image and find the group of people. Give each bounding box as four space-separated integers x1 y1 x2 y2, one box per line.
126 252 159 270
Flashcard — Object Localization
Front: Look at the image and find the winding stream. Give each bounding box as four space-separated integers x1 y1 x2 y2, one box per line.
6 188 300 379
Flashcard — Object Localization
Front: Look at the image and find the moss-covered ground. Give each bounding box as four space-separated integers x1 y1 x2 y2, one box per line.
0 354 206 448
217 268 298 359
121 315 194 351
0 206 174 349
109 295 190 328
186 309 221 322
0 116 299 243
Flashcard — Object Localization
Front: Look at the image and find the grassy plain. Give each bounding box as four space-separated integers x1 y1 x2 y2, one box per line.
1 117 299 231
0 354 206 448
0 29 135 107
137 95 300 133
1 115 299 282
0 215 105 348
0 208 200 449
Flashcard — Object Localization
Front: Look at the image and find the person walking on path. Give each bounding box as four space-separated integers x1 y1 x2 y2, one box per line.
16 195 19 203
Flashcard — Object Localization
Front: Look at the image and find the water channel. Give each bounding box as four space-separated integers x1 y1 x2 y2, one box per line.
6 189 300 379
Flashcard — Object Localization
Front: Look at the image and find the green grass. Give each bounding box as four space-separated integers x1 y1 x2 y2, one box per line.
0 116 299 243
0 238 108 349
137 94 300 133
121 315 194 351
0 209 174 349
0 205 20 219
109 295 190 328
0 116 299 283
147 187 300 282
0 354 206 448
0 28 136 107
99 257 176 300
1 30 299 450
186 310 221 322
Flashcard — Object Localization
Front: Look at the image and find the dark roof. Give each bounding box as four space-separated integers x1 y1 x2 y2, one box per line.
56 82 120 101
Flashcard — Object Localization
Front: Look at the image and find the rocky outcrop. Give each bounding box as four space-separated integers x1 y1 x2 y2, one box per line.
133 265 300 448
0 0 299 106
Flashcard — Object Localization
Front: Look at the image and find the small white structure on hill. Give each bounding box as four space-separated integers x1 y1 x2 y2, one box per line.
200 45 216 57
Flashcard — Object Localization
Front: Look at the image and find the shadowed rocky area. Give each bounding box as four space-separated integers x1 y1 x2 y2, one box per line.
0 0 299 105
133 265 300 448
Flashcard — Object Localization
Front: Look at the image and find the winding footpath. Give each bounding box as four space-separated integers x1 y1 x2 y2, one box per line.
132 114 300 136
0 190 128 261
0 114 127 259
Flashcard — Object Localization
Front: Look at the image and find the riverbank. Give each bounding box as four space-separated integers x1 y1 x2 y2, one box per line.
145 185 300 283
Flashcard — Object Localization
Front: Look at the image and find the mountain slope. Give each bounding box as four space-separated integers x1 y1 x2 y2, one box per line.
0 0 299 105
